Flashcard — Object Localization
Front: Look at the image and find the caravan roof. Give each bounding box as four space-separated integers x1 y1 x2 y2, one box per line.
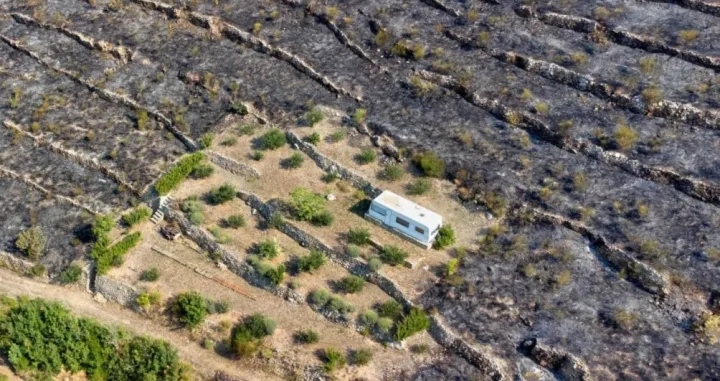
372 191 442 229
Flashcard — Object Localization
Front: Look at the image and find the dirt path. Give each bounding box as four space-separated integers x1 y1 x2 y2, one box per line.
0 268 278 381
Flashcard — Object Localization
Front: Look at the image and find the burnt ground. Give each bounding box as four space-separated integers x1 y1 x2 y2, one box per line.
0 0 718 379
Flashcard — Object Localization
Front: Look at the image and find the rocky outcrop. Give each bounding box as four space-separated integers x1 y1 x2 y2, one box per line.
0 33 199 152
95 275 140 308
10 13 133 63
207 150 260 179
522 339 595 381
285 131 382 198
416 69 720 208
514 6 720 72
0 250 38 274
128 0 364 103
642 0 720 17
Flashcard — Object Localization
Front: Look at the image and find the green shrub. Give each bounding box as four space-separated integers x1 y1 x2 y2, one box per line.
304 132 321 145
284 152 305 169
251 151 265 161
249 257 285 286
376 317 394 333
173 291 208 329
350 348 373 366
322 348 346 372
355 149 377 165
201 338 214 350
298 249 326 272
368 257 383 271
155 152 205 195
238 124 257 136
310 289 331 306
380 245 408 266
59 264 82 284
136 291 161 309
0 298 187 380
266 212 284 229
379 164 405 181
208 184 236 205
140 267 161 282
122 205 152 227
327 295 355 314
93 232 142 275
226 214 246 228
410 344 429 353
206 299 230 314
445 258 459 277
347 227 370 245
221 136 238 146
209 226 231 244
16 227 46 260
294 329 319 344
323 172 339 183
290 187 326 221
353 108 367 124
231 313 276 357
407 178 432 195
413 152 445 177
614 124 638 150
305 109 324 126
230 102 247 115
257 238 281 259
181 196 204 225
359 309 379 326
377 300 404 321
198 133 214 149
433 224 456 250
191 163 214 179
28 263 45 278
394 308 430 341
311 210 334 226
327 129 345 143
261 128 287 150
346 244 361 258
338 275 365 294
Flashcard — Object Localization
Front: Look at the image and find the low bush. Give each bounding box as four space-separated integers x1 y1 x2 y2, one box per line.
221 136 238 146
304 132 321 145
198 133 214 149
208 184 236 205
231 313 276 357
377 300 404 321
305 109 324 126
181 196 204 225
173 291 208 329
338 275 365 294
376 317 394 333
59 264 82 284
347 227 370 245
266 212 284 229
93 232 142 275
310 289 331 306
238 124 257 136
136 291 161 310
413 152 445 178
407 178 431 195
311 210 334 226
327 129 345 143
322 348 346 373
191 163 214 179
359 309 379 326
206 299 230 314
140 267 160 282
368 257 383 271
16 227 47 260
355 149 377 165
230 102 247 115
261 129 287 150
346 244 361 258
290 187 327 221
248 255 286 285
350 348 373 366
298 249 326 272
379 164 405 181
251 151 264 161
614 124 638 151
284 152 305 169
209 226 231 244
433 224 456 250
327 295 355 314
155 152 205 195
394 308 430 341
322 172 339 183
294 329 319 344
380 245 408 266
353 108 367 124
122 205 152 227
225 214 246 228
256 238 281 259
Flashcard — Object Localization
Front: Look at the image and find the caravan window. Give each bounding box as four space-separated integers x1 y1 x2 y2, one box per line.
371 204 387 216
395 217 410 228
414 226 425 234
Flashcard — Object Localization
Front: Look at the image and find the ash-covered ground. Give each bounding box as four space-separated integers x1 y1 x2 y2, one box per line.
0 0 717 379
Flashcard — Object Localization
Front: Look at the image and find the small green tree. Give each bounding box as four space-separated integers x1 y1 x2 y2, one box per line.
338 276 365 294
290 187 326 221
173 291 208 329
305 109 324 126
16 227 46 260
394 308 430 341
122 206 152 227
284 152 305 169
191 163 214 179
59 264 82 284
257 238 282 259
208 184 236 205
380 245 408 266
226 214 246 228
413 152 445 177
311 210 334 226
261 129 287 150
433 224 456 249
298 249 326 272
304 132 321 145
347 227 370 245
323 348 346 372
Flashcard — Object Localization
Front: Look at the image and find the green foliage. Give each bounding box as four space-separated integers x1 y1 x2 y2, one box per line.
413 152 445 178
136 291 161 309
310 289 331 306
614 124 638 151
284 152 305 169
350 348 373 366
198 133 214 149
433 224 456 250
377 300 404 321
376 317 394 333
225 214 246 229
92 214 115 240
205 299 230 315
311 210 334 226
140 267 161 282
359 309 379 326
238 124 257 136
256 238 281 259
251 151 265 161
294 329 319 344
298 249 326 272
0 297 187 380
173 291 208 329
180 196 204 225
346 244 361 258
305 109 324 127
92 232 142 275
261 129 287 150
266 212 284 229
327 295 355 314
353 108 367 124
248 255 286 285
231 313 276 357
155 152 205 195
322 348 346 373
407 178 431 195
322 172 339 183
394 308 430 341
230 102 248 115
208 184 236 205
122 205 152 227
338 275 365 294
191 163 214 179
327 129 345 143
15 227 47 260
445 258 459 277
380 245 408 266
368 257 383 271
59 264 82 284
355 149 377 165
136 109 150 130
347 227 370 246
28 264 45 278
221 136 238 146
290 187 327 221
379 164 405 181
209 226 231 244
304 132 321 145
